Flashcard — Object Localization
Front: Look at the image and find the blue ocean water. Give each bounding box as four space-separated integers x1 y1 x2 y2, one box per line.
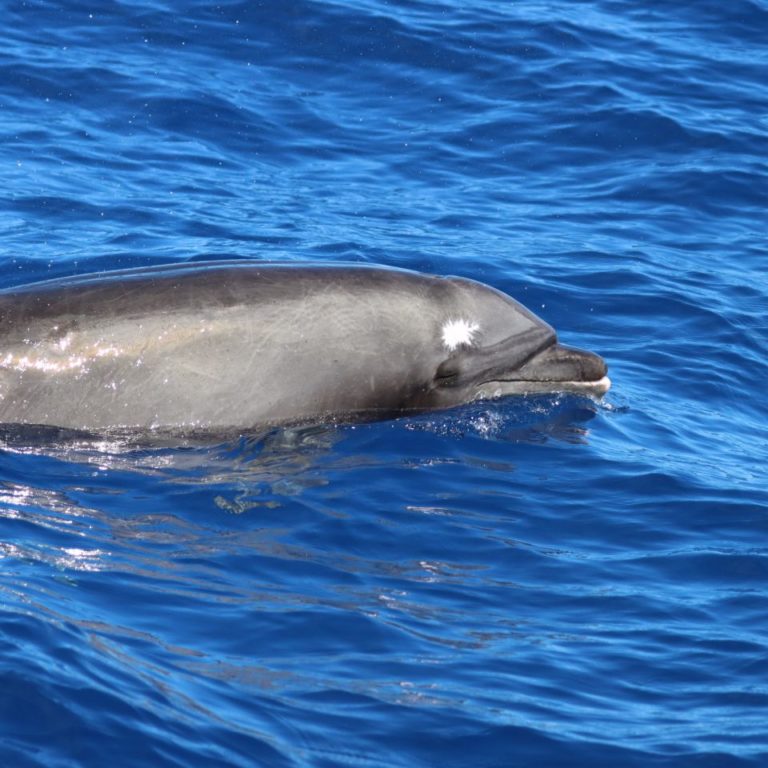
1 0 767 765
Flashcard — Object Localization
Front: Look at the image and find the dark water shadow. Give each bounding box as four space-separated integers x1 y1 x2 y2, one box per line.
0 394 611 506
0 392 607 457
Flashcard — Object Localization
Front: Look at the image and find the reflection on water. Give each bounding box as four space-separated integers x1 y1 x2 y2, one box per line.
0 396 605 604
405 394 602 444
0 395 602 587
0 393 601 482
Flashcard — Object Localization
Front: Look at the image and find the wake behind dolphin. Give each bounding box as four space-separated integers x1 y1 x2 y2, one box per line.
0 261 609 435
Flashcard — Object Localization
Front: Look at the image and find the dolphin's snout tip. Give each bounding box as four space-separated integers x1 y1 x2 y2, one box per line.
577 348 608 381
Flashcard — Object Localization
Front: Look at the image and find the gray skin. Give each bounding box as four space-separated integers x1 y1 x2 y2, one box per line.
0 261 609 435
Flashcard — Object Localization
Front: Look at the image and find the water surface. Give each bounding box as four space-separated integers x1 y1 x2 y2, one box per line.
1 1 767 766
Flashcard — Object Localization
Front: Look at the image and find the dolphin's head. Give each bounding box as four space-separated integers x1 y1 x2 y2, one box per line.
421 276 610 409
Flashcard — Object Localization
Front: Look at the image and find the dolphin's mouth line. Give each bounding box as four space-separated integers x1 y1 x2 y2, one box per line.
481 375 612 393
490 375 607 383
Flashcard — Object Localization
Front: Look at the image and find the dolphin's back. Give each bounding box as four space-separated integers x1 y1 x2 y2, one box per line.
0 261 446 432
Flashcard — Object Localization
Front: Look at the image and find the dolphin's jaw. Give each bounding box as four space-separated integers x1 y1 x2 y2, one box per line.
489 342 610 396
473 374 611 401
512 374 611 396
470 337 611 400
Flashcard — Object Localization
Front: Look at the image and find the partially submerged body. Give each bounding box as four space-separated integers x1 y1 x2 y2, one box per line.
0 261 609 435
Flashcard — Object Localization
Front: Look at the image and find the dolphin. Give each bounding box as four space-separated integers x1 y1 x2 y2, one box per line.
0 261 609 435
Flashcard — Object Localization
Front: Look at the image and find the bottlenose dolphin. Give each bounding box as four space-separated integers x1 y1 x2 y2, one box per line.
0 261 609 435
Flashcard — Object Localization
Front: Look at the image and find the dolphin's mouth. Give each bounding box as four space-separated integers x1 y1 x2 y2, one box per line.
490 374 611 396
435 337 610 397
481 342 611 396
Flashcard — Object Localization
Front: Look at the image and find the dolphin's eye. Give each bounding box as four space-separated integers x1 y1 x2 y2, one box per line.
434 358 461 387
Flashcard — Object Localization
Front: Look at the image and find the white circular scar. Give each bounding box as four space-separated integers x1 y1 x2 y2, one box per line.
441 318 480 351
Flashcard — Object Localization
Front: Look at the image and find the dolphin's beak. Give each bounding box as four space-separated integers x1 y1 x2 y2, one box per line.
513 343 611 395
